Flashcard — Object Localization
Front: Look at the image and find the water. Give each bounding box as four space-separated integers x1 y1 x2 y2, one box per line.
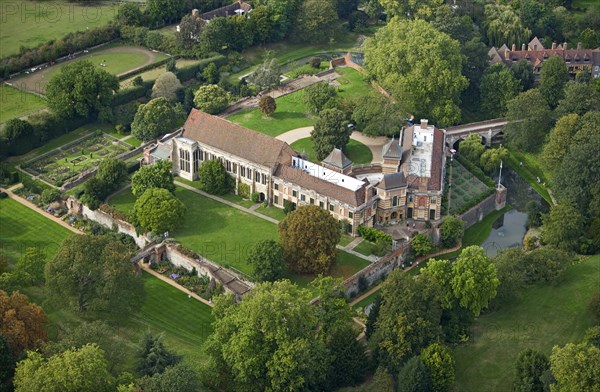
480 167 549 257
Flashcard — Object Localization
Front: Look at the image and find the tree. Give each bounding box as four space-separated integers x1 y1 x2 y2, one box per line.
151 72 182 101
550 342 600 392
292 0 339 44
117 2 144 26
555 81 600 118
0 290 47 356
199 17 231 53
379 0 443 19
397 356 432 392
541 113 580 173
311 108 351 161
451 246 499 316
505 89 552 152
512 60 535 91
41 188 61 204
580 27 600 49
351 93 404 137
372 271 442 371
479 64 521 117
201 62 219 84
3 118 35 155
303 82 338 114
247 58 281 90
193 84 229 115
197 159 231 195
137 363 200 392
46 60 119 119
365 18 467 126
539 56 569 108
483 4 531 47
491 248 527 306
421 343 455 392
420 259 454 309
96 158 128 193
131 188 186 234
176 14 205 49
14 344 114 392
45 235 144 313
541 202 584 251
131 160 175 198
366 295 381 340
441 216 465 248
459 134 485 163
15 247 46 286
0 336 15 391
279 206 340 274
411 233 434 256
259 95 277 116
145 0 183 25
131 97 184 141
479 146 508 174
513 349 550 392
245 239 286 282
136 331 180 377
323 323 367 388
204 281 328 391
525 200 543 228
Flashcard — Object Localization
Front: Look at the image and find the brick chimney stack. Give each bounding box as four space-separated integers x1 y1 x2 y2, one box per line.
522 43 526 51
552 42 557 49
504 49 510 60
192 9 199 17
421 119 428 129
563 42 568 50
577 42 582 50
512 44 516 51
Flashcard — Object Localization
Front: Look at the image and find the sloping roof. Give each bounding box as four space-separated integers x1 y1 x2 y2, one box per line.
382 136 402 159
378 172 407 190
200 1 252 21
274 165 366 207
150 144 171 160
528 37 545 51
322 148 352 169
181 109 295 170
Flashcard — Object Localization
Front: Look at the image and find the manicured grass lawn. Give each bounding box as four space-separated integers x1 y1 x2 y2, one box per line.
0 1 119 57
454 255 600 392
339 234 354 247
0 197 73 264
172 187 278 276
124 136 144 148
175 178 256 208
506 148 553 205
107 186 136 217
256 205 287 221
354 240 377 257
291 137 373 164
0 85 47 123
228 67 375 137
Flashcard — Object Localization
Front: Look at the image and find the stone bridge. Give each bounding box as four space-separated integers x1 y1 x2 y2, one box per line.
445 118 508 148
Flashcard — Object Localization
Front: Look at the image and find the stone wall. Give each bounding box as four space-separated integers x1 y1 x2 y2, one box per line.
459 190 499 229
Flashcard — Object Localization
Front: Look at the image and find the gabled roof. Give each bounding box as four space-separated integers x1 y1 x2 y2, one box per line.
322 148 352 169
382 136 402 159
528 37 545 51
181 109 295 170
377 172 407 190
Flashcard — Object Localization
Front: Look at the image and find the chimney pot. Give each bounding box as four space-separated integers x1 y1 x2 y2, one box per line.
192 9 199 17
552 42 557 50
563 42 568 50
512 44 516 51
522 43 526 51
504 49 510 60
577 42 582 50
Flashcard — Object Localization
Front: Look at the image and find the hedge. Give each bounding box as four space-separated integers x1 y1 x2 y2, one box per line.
174 55 227 82
357 225 392 245
112 80 154 106
117 56 178 81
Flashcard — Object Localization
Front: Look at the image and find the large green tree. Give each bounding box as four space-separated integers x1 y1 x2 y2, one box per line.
15 247 46 286
245 239 286 282
137 363 200 392
303 82 338 114
480 146 508 174
247 58 281 90
479 64 521 118
379 0 443 19
512 60 535 91
45 235 144 313
131 188 186 234
483 4 531 47
96 158 128 194
2 118 35 156
193 84 230 114
151 71 182 101
505 89 552 152
459 134 485 163
279 205 341 274
364 18 467 126
131 97 184 141
14 344 114 392
131 160 175 198
555 81 600 118
292 0 339 44
46 61 119 119
351 93 404 137
136 332 180 377
420 343 455 392
397 356 432 392
513 349 550 392
539 56 570 109
311 108 351 161
541 114 580 174
550 342 600 392
175 14 205 49
0 290 47 357
450 246 499 316
203 280 328 391
541 202 584 251
440 216 464 248
197 159 231 195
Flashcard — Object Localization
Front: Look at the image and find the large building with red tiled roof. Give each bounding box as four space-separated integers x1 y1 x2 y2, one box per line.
488 37 600 78
144 110 447 234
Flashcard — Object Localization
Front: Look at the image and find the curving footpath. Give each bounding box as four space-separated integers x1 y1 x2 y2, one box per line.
275 127 389 164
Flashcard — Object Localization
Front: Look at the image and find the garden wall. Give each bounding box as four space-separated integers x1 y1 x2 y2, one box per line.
459 188 500 228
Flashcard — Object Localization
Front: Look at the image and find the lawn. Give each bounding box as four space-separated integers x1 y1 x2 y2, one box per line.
0 197 73 264
227 67 375 137
354 240 377 257
107 186 137 217
291 137 373 165
339 234 355 247
0 1 120 58
0 85 47 123
444 160 490 215
175 178 256 208
454 255 600 392
286 250 371 289
505 148 553 205
256 205 287 221
120 58 202 89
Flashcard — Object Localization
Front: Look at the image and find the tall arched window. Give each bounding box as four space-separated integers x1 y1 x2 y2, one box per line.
392 196 398 206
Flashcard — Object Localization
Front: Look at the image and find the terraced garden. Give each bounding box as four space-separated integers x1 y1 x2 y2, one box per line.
444 159 491 215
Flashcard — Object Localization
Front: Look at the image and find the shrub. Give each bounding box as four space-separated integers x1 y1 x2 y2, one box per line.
0 192 7 199
132 76 144 87
258 95 276 116
357 226 392 245
283 199 296 214
41 189 61 204
251 192 260 203
237 183 250 199
309 57 322 68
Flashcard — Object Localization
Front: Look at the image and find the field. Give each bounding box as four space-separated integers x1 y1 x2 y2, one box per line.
0 197 73 264
453 255 600 392
445 160 490 214
22 133 132 186
0 1 120 58
10 46 168 94
291 137 373 165
227 67 374 137
0 85 47 123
